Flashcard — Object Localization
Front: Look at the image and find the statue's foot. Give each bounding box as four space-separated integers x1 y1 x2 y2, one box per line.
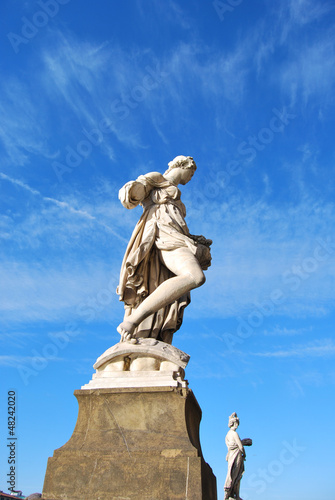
117 320 137 342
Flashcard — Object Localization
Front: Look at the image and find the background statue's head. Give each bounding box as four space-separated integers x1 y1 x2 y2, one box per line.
164 155 197 185
228 412 240 429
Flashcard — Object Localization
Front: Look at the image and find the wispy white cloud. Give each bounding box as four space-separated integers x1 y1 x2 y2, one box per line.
0 260 120 323
288 369 334 397
0 31 155 168
0 173 130 325
0 355 64 367
0 172 127 242
169 42 248 104
0 172 40 195
0 78 53 166
287 0 334 26
42 34 111 125
252 339 335 358
263 326 311 336
164 1 193 30
0 331 36 348
1 5 333 173
252 1 335 108
185 194 335 318
43 196 95 220
284 367 335 396
219 1 335 110
132 4 335 139
40 32 157 150
136 0 193 31
280 37 335 106
268 0 335 47
137 38 254 143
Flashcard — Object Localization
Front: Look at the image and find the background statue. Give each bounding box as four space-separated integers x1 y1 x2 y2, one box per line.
224 412 252 500
117 155 212 343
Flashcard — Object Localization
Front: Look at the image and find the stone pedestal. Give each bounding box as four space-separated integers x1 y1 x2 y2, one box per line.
42 340 217 500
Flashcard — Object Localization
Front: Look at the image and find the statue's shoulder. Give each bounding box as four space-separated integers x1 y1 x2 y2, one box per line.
142 171 166 183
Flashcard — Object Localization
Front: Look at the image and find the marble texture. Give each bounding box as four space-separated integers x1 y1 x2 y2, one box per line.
94 338 190 369
81 338 190 389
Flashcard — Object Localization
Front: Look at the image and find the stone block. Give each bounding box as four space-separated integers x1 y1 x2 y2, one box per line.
42 386 217 500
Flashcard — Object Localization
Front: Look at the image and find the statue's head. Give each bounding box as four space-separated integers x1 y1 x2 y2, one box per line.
166 155 196 172
164 156 197 185
228 412 239 429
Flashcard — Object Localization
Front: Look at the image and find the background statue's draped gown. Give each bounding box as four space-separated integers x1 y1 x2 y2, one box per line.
117 172 198 344
224 430 245 498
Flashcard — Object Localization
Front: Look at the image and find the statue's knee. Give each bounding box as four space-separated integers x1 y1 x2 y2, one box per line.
192 270 206 288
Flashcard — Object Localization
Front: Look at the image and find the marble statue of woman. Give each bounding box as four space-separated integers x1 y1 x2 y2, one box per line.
224 413 252 500
117 155 212 343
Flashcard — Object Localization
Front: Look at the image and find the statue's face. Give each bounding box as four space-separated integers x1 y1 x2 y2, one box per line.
178 164 196 185
185 157 196 171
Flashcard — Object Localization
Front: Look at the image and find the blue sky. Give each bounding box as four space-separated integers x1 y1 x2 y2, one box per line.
1 0 335 498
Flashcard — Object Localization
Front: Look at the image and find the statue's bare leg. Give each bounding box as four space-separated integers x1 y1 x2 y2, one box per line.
117 247 205 340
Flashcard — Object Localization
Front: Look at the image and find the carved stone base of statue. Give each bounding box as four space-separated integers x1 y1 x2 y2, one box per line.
42 340 217 500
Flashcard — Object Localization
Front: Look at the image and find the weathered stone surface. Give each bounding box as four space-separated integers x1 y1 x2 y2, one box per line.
93 338 190 370
42 387 217 500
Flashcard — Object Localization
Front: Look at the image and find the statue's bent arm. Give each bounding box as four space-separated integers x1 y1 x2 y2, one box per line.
119 172 165 209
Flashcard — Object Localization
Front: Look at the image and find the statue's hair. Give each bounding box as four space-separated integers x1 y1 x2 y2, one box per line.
164 155 196 174
228 412 239 428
